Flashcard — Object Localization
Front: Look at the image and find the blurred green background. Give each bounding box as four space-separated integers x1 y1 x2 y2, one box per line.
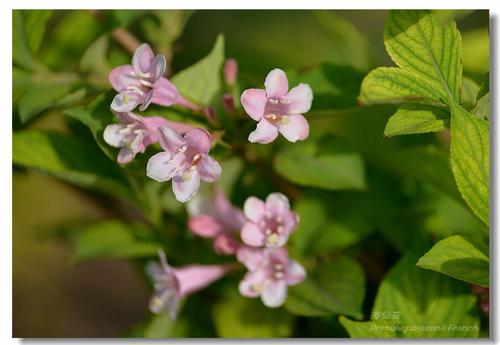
13 10 489 337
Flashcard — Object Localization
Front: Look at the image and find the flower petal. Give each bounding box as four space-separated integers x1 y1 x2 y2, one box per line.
285 260 306 285
132 43 154 75
261 280 287 308
198 155 221 182
103 124 126 147
152 78 181 107
248 119 279 144
236 246 264 271
184 128 212 154
243 196 265 222
264 68 288 98
265 193 290 216
241 88 267 121
157 126 186 153
239 270 266 298
215 190 246 231
111 91 141 112
146 151 179 182
139 89 154 111
108 65 140 92
278 114 309 142
172 169 201 202
284 83 313 114
188 215 222 238
174 264 229 297
117 147 136 164
241 222 265 247
153 55 166 81
213 233 239 255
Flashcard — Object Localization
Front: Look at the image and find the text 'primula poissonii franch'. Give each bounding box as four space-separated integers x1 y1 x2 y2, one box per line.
103 43 312 319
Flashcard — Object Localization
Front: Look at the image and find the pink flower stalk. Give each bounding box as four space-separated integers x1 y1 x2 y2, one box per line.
147 250 230 319
109 43 198 113
241 193 299 248
103 111 194 164
146 126 222 203
237 247 306 308
188 190 247 255
224 58 238 86
241 68 313 144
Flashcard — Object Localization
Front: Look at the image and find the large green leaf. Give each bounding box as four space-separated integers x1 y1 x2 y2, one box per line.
340 242 480 338
213 293 293 338
171 34 225 106
274 135 366 191
417 235 489 287
13 130 133 200
72 221 159 263
284 256 365 319
462 28 489 76
449 100 489 225
360 10 462 107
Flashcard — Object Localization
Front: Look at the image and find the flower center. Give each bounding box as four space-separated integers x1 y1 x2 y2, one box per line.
260 212 284 246
273 263 285 280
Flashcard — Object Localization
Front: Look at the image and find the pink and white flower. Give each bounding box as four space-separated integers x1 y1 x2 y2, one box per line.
147 250 231 319
241 193 299 248
109 43 198 113
103 112 193 164
146 126 222 203
241 68 313 144
188 190 246 255
237 247 306 308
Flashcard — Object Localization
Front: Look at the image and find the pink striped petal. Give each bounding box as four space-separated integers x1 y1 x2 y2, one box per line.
264 68 288 98
278 114 309 142
241 88 267 121
284 83 313 114
248 119 279 144
184 128 212 154
108 65 140 92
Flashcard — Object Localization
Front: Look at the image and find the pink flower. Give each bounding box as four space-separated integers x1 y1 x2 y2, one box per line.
241 193 299 248
188 190 246 255
237 247 306 308
109 43 198 113
147 250 230 319
224 58 238 86
241 68 313 144
146 126 222 203
103 112 194 164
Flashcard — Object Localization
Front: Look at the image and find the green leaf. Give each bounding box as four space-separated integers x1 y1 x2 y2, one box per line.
12 10 50 70
461 76 480 110
340 242 480 338
274 135 366 191
359 10 462 107
382 145 462 203
64 92 116 160
290 196 372 256
417 235 489 287
18 83 72 123
471 72 489 119
13 130 133 200
449 100 489 225
79 35 110 76
171 34 224 106
213 294 293 338
72 221 159 263
287 63 364 110
384 104 449 136
285 256 365 319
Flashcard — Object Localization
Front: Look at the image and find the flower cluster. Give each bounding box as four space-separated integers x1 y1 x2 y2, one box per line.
189 192 306 308
103 42 312 319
